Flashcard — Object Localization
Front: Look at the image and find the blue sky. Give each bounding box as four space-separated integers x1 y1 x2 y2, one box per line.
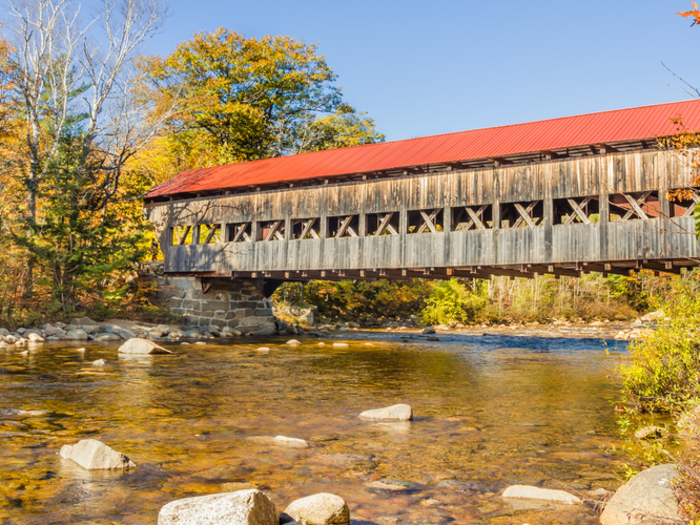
149 1 700 141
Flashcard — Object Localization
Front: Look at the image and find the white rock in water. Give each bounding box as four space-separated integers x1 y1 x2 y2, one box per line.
158 489 278 525
27 333 44 342
600 464 680 525
94 333 122 341
92 359 106 366
286 339 301 346
284 493 350 525
332 343 348 348
502 485 581 504
274 435 310 448
118 338 173 355
64 329 88 341
257 347 270 352
59 439 136 470
359 404 413 421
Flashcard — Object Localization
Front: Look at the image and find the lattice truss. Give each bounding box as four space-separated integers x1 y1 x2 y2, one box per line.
259 220 285 241
609 191 660 221
408 209 444 234
452 205 492 231
367 212 401 236
500 201 544 229
669 189 700 218
328 215 359 238
292 218 321 240
554 196 600 225
228 222 253 243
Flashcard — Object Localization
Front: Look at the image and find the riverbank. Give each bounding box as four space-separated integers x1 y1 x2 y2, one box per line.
0 314 657 349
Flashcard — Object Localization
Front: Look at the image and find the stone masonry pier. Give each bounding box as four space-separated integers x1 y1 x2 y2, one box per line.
164 277 276 335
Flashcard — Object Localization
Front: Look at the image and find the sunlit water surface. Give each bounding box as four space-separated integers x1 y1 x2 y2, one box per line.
0 333 629 525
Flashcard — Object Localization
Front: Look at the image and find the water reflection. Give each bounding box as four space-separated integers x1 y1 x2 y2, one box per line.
0 334 628 524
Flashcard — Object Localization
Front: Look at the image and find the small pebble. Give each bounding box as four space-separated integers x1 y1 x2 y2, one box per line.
318 342 326 347
333 342 349 349
19 351 28 356
76 347 86 352
257 347 270 352
194 342 207 345
181 342 191 345
364 342 374 346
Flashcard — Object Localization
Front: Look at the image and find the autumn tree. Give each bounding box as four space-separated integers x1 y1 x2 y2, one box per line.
139 28 384 177
1 0 170 308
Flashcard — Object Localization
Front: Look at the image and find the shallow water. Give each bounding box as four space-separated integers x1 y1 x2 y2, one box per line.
0 333 629 525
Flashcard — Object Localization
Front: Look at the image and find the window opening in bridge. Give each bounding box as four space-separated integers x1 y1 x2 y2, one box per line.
198 224 221 244
553 196 600 225
668 188 700 218
227 222 252 243
499 201 543 228
407 209 444 234
171 226 193 245
291 218 321 240
609 191 660 221
452 205 493 231
366 212 400 236
328 215 359 238
258 220 286 241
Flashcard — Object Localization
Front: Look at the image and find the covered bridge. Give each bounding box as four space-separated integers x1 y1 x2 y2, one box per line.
145 100 700 285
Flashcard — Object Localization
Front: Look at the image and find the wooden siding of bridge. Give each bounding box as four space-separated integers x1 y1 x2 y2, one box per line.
146 149 700 278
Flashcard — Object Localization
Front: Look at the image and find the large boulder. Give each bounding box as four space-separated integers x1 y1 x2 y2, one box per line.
44 325 66 337
502 485 580 504
158 489 278 525
600 464 680 525
60 439 136 470
250 325 276 336
359 404 413 421
105 325 137 340
118 338 173 355
64 329 89 341
283 493 350 525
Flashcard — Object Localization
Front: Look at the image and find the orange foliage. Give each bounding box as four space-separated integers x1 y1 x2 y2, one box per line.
678 2 700 26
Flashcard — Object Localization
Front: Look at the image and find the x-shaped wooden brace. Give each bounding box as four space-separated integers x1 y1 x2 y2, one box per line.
415 209 440 233
375 212 399 236
682 194 700 217
611 191 652 221
202 224 221 244
512 202 541 228
336 216 358 238
455 205 490 231
563 197 593 225
264 220 285 241
298 218 320 240
175 226 191 245
232 222 252 243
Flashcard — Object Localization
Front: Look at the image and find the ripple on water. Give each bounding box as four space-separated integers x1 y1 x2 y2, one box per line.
0 336 627 524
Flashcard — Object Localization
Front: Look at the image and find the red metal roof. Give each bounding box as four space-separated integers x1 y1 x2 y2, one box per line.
147 100 700 198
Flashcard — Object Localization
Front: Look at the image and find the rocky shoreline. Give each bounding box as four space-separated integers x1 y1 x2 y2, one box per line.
0 310 663 348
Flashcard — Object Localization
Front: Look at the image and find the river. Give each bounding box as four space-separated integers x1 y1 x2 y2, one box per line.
0 333 628 524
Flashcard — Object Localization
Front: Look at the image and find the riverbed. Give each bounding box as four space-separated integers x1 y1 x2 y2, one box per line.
0 333 628 524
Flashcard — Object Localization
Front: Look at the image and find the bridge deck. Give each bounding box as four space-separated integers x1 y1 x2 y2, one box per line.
146 148 700 281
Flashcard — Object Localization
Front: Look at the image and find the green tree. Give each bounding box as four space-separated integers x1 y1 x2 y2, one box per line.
421 278 488 325
140 27 384 169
